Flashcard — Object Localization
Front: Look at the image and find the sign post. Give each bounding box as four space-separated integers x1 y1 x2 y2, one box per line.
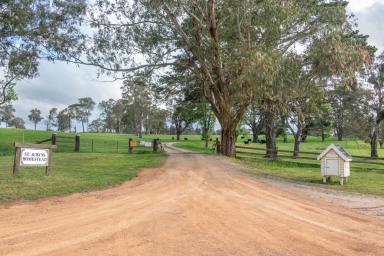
13 144 57 176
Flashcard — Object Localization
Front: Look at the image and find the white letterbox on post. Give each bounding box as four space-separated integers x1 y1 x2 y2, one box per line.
317 144 352 185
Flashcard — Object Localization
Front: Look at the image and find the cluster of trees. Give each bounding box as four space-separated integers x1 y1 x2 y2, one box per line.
88 74 216 142
0 97 96 132
2 1 383 158
0 104 25 129
36 97 96 132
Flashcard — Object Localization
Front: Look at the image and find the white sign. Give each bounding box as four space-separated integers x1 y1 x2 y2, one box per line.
140 141 153 147
20 148 49 166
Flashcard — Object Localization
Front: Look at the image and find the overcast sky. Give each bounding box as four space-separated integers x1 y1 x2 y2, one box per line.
6 0 384 130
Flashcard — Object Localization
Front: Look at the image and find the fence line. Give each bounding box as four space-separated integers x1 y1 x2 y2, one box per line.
235 146 384 171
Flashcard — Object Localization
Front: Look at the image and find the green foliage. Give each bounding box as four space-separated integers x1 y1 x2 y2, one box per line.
28 108 43 130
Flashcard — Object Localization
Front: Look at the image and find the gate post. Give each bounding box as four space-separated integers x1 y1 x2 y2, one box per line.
75 134 80 152
216 138 221 154
128 138 133 153
51 133 57 145
153 139 159 152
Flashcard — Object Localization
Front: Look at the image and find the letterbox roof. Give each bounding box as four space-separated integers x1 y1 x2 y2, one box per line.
317 144 352 161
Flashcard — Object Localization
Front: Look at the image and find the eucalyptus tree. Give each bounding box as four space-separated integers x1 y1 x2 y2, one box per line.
0 104 15 128
98 99 117 133
28 108 43 130
172 100 199 140
0 1 86 105
147 108 170 134
9 117 25 129
112 99 126 134
244 102 264 144
198 101 216 148
279 54 323 158
57 109 71 132
76 97 96 132
46 108 58 131
70 98 96 133
367 52 384 158
121 74 152 137
82 0 353 156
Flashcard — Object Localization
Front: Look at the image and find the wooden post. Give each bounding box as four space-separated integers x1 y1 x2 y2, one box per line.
153 139 159 152
51 133 57 145
75 134 80 152
13 144 21 176
45 148 53 176
216 138 221 154
128 138 133 153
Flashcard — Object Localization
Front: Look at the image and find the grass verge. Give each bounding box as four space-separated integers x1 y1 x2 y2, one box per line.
173 140 216 154
0 150 166 203
175 139 384 196
238 157 384 196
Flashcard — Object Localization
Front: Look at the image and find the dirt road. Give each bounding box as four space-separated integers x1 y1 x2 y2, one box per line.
1 145 384 256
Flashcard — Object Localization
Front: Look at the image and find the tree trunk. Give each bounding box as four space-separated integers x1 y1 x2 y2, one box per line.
336 126 343 141
265 113 277 159
176 129 181 140
283 132 288 143
370 127 379 158
293 136 301 158
251 124 259 143
82 120 85 133
34 122 37 130
321 125 325 142
220 125 236 156
252 132 259 143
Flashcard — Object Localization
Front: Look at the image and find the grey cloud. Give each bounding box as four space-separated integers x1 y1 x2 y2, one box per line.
12 60 122 130
353 3 384 52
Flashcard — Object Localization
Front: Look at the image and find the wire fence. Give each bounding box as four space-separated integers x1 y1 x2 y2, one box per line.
235 145 384 172
16 134 158 154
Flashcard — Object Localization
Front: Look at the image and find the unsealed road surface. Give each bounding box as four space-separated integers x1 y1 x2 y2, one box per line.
1 145 384 256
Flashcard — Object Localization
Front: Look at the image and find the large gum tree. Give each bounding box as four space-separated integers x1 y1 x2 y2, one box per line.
79 0 354 156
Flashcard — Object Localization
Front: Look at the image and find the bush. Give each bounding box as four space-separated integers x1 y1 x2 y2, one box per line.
184 138 188 140
172 137 175 140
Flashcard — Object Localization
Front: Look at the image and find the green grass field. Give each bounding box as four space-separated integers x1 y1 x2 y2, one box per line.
0 128 168 203
175 134 384 196
0 150 165 202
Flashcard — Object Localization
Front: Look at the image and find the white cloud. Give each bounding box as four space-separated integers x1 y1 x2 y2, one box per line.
347 0 384 12
349 2 384 52
13 60 122 130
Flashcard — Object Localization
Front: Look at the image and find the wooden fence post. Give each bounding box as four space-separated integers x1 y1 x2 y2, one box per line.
51 133 57 145
216 138 221 154
153 139 159 152
75 134 80 152
13 143 20 176
128 138 133 153
45 148 53 176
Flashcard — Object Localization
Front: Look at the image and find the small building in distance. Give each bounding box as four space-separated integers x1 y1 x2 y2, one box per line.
317 144 352 185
